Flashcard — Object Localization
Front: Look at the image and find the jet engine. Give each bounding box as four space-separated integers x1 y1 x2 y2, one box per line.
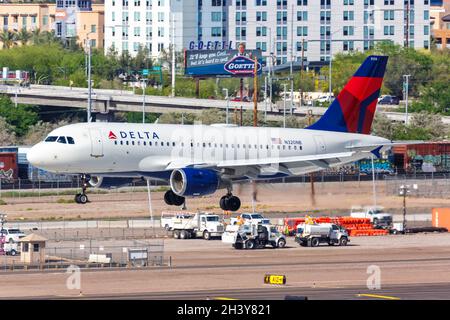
170 168 221 197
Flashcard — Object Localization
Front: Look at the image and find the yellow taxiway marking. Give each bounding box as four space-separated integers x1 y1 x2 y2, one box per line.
213 297 238 300
357 293 401 300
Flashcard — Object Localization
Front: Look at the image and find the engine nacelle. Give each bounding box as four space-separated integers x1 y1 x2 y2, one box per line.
88 176 134 189
170 168 220 197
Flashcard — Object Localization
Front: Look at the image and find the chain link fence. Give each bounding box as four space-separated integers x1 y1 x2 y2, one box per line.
385 173 450 198
0 239 168 272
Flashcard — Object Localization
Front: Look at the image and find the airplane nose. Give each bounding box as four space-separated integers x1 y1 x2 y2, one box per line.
27 145 43 166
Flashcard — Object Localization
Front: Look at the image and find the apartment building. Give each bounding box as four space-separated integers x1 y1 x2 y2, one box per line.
103 0 431 62
430 0 449 49
104 0 197 57
0 1 104 49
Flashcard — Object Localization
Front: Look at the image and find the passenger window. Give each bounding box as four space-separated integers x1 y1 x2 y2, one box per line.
126 141 129 145
45 136 58 142
143 141 146 146
173 142 175 147
120 141 123 145
67 137 75 144
132 141 135 145
57 136 67 144
114 141 117 145
149 141 152 146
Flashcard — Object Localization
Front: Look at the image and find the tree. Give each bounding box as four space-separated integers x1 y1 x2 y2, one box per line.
0 31 17 49
409 112 447 140
198 108 225 125
16 29 31 46
0 95 38 136
410 80 450 115
0 117 17 145
371 113 396 140
21 120 71 145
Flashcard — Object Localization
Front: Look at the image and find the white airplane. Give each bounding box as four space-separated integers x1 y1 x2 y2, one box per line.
27 55 393 210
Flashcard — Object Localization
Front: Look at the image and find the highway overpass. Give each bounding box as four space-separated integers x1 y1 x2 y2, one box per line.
2 84 449 124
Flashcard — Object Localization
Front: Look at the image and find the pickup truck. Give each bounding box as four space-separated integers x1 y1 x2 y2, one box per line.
230 213 271 225
350 206 393 228
0 228 26 243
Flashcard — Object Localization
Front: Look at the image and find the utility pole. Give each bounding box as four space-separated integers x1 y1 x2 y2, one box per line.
328 37 332 101
290 4 294 115
405 0 410 48
171 13 176 97
307 110 315 205
253 56 258 127
300 38 305 107
283 83 287 128
403 74 410 125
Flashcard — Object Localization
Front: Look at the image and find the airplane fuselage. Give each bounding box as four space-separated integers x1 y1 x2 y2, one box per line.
27 122 390 181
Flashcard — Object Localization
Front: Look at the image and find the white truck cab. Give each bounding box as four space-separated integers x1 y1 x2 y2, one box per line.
350 206 393 228
0 228 26 243
172 212 225 240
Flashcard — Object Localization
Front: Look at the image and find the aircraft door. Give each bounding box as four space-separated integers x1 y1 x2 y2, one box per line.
313 135 326 154
89 128 104 158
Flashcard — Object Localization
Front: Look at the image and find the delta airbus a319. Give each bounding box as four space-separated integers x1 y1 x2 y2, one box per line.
27 55 394 211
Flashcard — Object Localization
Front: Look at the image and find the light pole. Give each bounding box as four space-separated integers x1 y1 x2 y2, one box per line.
171 13 176 97
222 88 229 124
403 74 411 125
86 31 94 123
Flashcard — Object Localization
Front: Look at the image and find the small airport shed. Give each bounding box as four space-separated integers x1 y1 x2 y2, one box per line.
20 234 47 265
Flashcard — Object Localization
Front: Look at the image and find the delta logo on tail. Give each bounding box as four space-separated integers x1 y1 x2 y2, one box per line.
108 131 117 140
307 55 388 135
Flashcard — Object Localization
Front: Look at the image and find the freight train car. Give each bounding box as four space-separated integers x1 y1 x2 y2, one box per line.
392 142 450 173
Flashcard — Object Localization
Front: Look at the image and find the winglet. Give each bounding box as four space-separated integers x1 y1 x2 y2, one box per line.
371 146 383 159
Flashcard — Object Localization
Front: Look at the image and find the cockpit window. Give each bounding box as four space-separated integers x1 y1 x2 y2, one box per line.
45 136 58 142
67 137 75 144
57 136 67 144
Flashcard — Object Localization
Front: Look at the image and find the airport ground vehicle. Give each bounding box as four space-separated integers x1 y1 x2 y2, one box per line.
222 223 286 249
230 213 270 225
0 228 25 243
160 211 194 231
350 206 393 228
172 213 224 240
295 223 349 247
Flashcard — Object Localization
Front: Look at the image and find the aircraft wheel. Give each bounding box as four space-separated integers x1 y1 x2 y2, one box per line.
78 194 88 204
226 196 241 212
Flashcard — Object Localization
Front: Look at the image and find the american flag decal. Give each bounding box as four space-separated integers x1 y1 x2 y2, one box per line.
271 137 282 144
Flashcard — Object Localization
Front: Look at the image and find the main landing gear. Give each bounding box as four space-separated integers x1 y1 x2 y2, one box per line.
164 190 185 206
75 174 90 204
219 193 241 212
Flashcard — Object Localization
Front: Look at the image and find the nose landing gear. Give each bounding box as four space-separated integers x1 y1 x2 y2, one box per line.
75 174 90 204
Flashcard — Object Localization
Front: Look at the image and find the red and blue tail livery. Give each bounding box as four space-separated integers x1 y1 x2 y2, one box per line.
307 55 388 135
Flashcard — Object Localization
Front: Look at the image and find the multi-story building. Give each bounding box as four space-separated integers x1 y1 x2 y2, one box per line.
430 0 450 49
104 0 197 58
55 0 104 49
0 1 104 50
104 0 431 63
0 4 56 43
215 0 431 65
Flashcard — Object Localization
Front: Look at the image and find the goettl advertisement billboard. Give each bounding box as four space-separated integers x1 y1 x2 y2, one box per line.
185 49 263 78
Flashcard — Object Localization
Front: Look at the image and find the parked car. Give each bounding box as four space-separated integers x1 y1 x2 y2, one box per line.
0 228 26 243
378 95 400 105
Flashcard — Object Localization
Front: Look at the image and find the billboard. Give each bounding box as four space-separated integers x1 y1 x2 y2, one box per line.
185 49 263 78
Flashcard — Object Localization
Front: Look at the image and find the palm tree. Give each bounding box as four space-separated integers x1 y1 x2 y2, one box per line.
30 28 42 45
16 28 31 46
0 31 17 49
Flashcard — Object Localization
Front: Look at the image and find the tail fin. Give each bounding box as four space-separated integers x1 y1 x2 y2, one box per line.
307 55 388 135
